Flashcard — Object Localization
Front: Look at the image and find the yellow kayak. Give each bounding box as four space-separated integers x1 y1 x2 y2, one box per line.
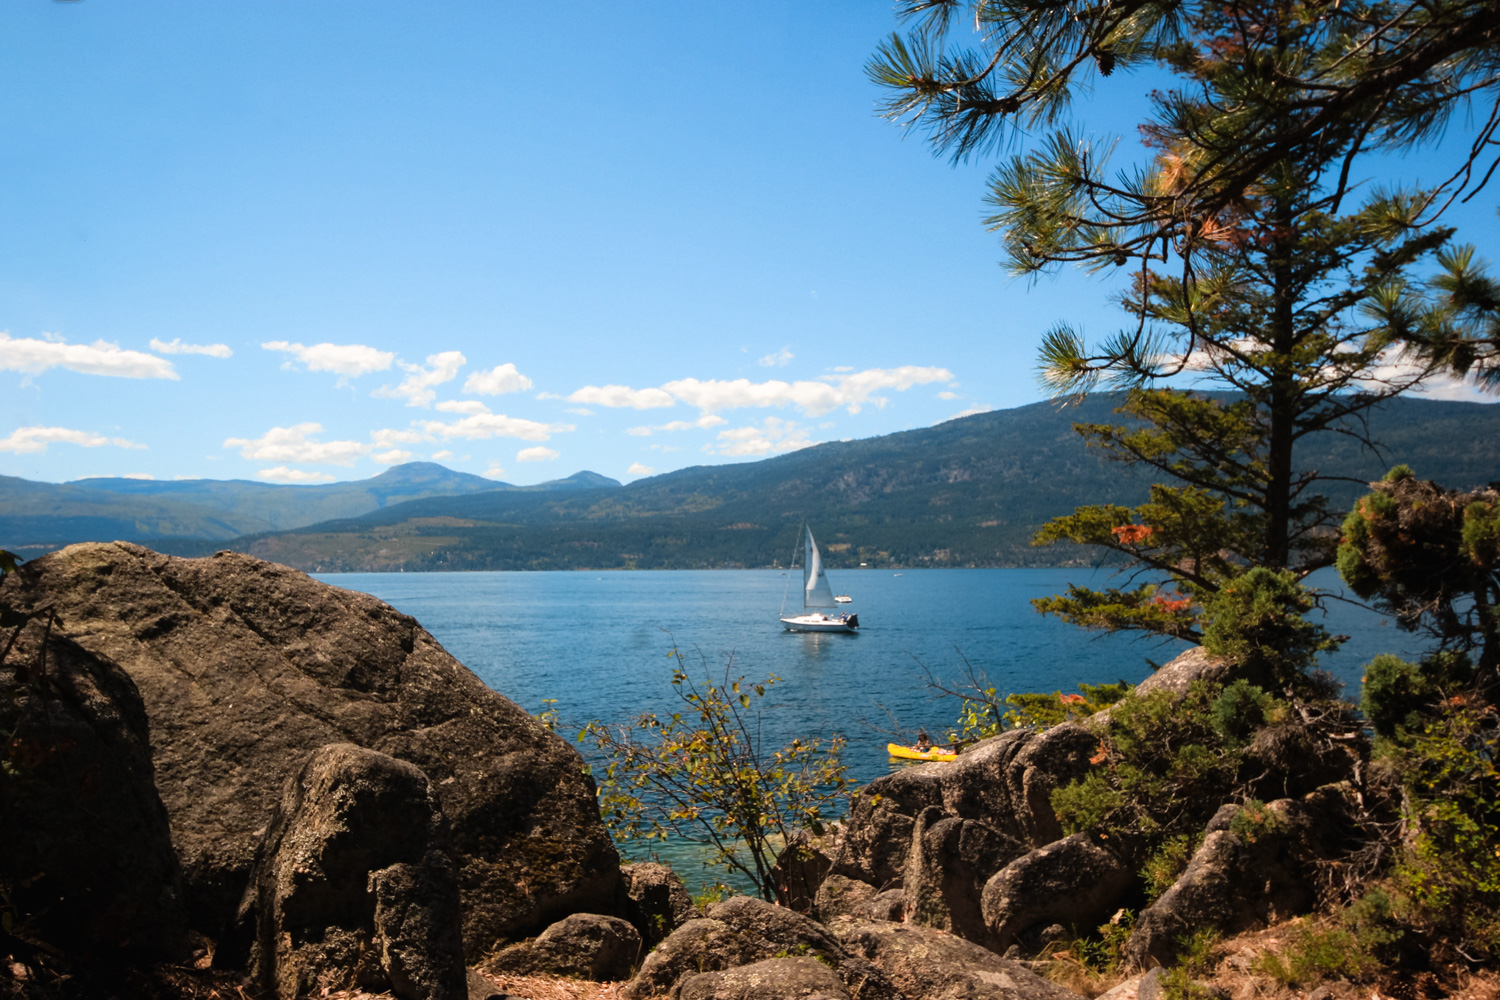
887 742 957 762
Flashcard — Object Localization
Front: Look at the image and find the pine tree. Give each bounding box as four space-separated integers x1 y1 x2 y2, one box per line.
871 0 1499 663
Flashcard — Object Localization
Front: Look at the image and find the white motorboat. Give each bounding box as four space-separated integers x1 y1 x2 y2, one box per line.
780 526 859 633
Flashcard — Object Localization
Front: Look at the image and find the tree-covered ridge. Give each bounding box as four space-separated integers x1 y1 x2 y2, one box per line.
223 394 1498 572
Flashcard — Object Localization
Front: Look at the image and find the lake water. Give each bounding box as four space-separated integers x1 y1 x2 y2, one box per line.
316 566 1424 784
315 566 1428 890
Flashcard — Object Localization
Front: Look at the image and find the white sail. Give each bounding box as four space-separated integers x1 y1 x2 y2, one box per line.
802 528 838 608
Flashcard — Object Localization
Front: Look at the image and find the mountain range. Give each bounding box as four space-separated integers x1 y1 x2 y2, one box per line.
4 394 1497 571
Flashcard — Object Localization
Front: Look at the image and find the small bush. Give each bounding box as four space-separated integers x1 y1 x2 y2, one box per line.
1228 799 1282 844
1210 679 1273 742
1140 834 1199 902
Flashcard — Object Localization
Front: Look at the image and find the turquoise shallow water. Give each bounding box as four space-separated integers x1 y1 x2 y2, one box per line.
316 566 1427 890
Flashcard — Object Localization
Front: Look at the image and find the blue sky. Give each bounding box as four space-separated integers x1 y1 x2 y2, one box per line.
1 3 1495 486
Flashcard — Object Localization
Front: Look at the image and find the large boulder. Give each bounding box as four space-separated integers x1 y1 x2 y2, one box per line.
0 623 186 960
980 833 1135 954
814 875 904 923
770 829 837 914
622 896 901 1000
1125 787 1358 968
1 542 619 956
485 913 641 981
827 725 1096 893
620 863 696 948
238 743 466 1000
828 919 1086 1000
901 808 1025 948
676 956 852 1000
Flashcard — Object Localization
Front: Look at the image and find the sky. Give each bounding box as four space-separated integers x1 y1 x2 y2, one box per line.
1 3 1496 487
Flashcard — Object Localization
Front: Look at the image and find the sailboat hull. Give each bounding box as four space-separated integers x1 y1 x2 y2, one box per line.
780 613 858 633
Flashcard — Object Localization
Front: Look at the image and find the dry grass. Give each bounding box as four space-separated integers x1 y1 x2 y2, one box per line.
1031 920 1500 1000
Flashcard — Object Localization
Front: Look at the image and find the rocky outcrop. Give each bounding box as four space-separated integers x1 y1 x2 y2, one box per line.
622 896 901 1000
827 725 1096 895
814 875 901 922
238 743 466 1000
0 622 186 959
1125 787 1359 968
485 914 641 981
620 863 696 948
1 542 620 955
828 920 1086 1000
771 829 837 914
676 956 852 1000
980 833 1135 953
901 808 1024 948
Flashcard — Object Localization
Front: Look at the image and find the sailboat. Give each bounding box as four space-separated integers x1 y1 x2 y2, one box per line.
780 526 860 633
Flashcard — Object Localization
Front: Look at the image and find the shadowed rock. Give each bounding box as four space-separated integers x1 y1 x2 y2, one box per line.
771 829 837 914
239 743 466 1000
485 914 641 981
676 956 852 1000
902 807 1026 949
622 896 900 1000
2 542 619 955
980 833 1134 954
0 623 186 960
1125 788 1358 968
828 919 1086 1000
620 863 696 948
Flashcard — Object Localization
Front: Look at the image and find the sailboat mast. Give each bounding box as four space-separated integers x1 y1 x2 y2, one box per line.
778 526 802 619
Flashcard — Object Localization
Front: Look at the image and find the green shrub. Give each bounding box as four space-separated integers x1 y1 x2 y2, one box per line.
1200 567 1339 687
1361 651 1473 740
1250 894 1399 985
1210 679 1273 742
1228 799 1282 844
1140 834 1200 902
1052 683 1251 860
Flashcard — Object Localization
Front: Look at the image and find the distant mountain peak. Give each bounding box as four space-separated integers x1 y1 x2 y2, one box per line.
537 470 622 490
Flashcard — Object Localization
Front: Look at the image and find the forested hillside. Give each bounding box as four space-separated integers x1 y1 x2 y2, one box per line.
230 394 1500 572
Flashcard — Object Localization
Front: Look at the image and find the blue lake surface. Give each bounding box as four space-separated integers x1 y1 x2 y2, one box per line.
316 566 1424 787
315 566 1428 890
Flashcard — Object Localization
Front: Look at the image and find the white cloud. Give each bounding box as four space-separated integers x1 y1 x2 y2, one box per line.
567 384 676 409
224 423 369 466
937 390 959 400
951 404 993 419
150 338 232 358
464 362 533 395
371 427 425 447
262 340 395 377
758 347 794 367
579 366 954 419
713 417 815 456
483 462 507 479
371 449 415 465
0 426 145 454
627 462 655 476
0 333 178 380
121 473 156 480
626 414 728 436
432 449 454 461
436 399 490 415
255 466 337 484
418 413 569 442
566 407 594 416
374 350 466 407
517 446 560 462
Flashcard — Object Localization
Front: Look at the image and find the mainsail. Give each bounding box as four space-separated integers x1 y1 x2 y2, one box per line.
802 528 838 608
